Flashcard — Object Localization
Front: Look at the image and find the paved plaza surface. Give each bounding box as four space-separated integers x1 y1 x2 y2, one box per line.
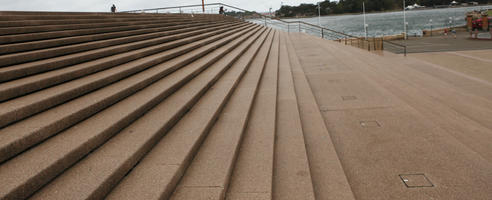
410 49 492 83
291 32 492 199
385 31 492 53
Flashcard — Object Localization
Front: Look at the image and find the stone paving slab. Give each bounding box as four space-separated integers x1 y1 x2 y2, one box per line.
289 32 492 200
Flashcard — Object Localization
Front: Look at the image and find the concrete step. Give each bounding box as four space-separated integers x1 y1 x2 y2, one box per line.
169 28 273 200
0 25 257 165
0 22 238 84
272 32 315 200
0 20 209 53
0 21 239 68
29 27 269 200
105 30 272 200
0 24 248 120
0 17 200 36
0 13 186 21
225 30 279 200
0 25 263 200
285 34 356 200
104 28 269 200
0 11 170 16
0 18 199 44
0 15 193 28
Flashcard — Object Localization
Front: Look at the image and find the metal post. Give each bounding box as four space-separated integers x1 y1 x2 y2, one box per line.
321 28 324 38
363 2 367 39
373 37 376 50
298 22 301 32
264 16 267 26
403 0 406 40
404 46 407 56
287 24 290 33
202 0 205 13
381 37 384 50
430 19 433 37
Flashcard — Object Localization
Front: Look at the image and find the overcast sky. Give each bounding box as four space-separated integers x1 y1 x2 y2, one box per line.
0 0 323 13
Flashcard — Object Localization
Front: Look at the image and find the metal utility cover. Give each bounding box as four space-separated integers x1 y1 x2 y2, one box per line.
342 96 357 101
360 120 380 127
399 174 434 188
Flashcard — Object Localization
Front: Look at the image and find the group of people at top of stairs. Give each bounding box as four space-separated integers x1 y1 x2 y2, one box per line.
108 4 226 15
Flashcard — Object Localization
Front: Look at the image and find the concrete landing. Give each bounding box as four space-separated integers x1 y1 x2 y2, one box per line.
384 31 492 54
289 32 492 200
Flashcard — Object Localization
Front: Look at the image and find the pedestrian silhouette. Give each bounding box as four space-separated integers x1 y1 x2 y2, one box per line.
111 4 116 13
219 6 224 15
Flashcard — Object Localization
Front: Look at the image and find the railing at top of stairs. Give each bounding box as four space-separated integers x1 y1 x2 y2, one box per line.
121 3 406 56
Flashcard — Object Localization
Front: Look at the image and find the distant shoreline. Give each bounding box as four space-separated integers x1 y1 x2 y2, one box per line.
278 3 492 19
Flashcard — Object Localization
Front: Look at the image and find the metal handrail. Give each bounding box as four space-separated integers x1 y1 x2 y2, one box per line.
121 3 352 38
382 40 407 56
122 3 251 14
122 2 407 55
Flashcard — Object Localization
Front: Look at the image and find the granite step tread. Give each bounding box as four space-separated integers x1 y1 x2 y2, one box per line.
0 22 239 101
28 26 267 200
0 25 262 200
285 34 356 200
0 21 239 68
225 30 279 200
0 18 198 44
0 25 257 165
0 15 193 28
0 17 199 36
272 32 315 200
0 20 214 54
0 21 238 83
169 28 273 200
105 29 271 200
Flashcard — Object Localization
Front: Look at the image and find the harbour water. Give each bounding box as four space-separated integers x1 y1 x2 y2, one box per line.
253 5 492 38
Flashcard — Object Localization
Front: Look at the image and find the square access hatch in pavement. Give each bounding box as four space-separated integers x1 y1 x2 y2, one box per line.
341 96 357 101
360 120 381 127
399 174 434 188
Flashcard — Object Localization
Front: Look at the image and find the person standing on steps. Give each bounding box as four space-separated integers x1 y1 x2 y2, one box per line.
219 6 224 15
111 4 116 13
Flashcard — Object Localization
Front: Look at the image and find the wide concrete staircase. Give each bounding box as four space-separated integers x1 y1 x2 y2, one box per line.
0 11 355 199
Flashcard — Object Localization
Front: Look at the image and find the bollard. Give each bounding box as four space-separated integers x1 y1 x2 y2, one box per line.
381 37 384 50
298 22 301 32
321 29 324 38
373 37 376 51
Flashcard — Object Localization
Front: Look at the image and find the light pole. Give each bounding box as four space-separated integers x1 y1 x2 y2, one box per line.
429 19 433 36
363 1 367 39
449 17 452 29
202 0 205 13
317 1 322 37
317 2 321 26
403 0 407 40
